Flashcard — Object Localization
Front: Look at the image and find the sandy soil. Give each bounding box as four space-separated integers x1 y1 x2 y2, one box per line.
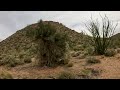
0 53 120 79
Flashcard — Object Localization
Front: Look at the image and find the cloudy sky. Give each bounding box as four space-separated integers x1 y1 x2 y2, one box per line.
0 11 120 40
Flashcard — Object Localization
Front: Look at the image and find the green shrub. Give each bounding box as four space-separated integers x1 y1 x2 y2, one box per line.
8 60 16 67
104 49 116 57
81 68 92 76
80 68 101 79
0 56 16 67
86 56 101 64
0 56 24 67
58 71 75 79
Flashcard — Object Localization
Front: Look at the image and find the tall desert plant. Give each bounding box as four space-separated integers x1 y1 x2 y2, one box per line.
85 15 118 55
27 20 69 67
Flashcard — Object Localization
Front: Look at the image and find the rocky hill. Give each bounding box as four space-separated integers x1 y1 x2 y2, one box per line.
110 33 120 48
0 21 89 66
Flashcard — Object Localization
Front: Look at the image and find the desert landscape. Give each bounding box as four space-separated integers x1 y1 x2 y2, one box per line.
0 12 120 79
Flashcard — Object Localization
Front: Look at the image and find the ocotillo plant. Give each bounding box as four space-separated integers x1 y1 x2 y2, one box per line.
85 15 118 55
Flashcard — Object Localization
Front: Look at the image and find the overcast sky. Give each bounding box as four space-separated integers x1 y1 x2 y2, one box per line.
0 11 120 40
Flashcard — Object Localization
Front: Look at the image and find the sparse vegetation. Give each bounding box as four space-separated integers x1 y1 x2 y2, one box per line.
0 55 24 67
81 68 92 76
80 68 102 79
86 56 101 64
73 45 84 51
85 46 95 55
104 49 116 57
0 71 13 79
57 71 75 79
0 18 119 79
71 51 81 57
77 54 86 59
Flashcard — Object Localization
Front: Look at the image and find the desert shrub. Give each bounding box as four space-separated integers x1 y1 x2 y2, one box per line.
66 63 73 67
27 20 69 67
85 46 94 55
7 58 23 67
86 56 101 64
57 71 75 79
85 15 118 55
0 56 24 67
8 60 17 67
0 56 15 66
81 68 92 76
73 45 84 51
19 53 24 59
24 57 32 63
0 71 13 79
80 68 101 79
71 51 81 57
104 49 116 57
77 54 86 59
77 74 91 79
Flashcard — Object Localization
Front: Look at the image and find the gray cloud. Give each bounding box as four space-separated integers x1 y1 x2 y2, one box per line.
0 11 120 40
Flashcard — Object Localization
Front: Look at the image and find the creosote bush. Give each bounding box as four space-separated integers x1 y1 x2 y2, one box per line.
27 20 69 67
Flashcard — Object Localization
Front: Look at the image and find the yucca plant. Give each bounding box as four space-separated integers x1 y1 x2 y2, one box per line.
27 20 69 67
85 15 118 55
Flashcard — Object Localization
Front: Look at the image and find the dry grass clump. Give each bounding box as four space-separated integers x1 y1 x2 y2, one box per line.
104 49 116 57
86 56 101 65
57 71 75 79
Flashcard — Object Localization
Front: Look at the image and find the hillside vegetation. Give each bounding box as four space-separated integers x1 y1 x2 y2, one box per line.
0 21 91 67
0 19 119 79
